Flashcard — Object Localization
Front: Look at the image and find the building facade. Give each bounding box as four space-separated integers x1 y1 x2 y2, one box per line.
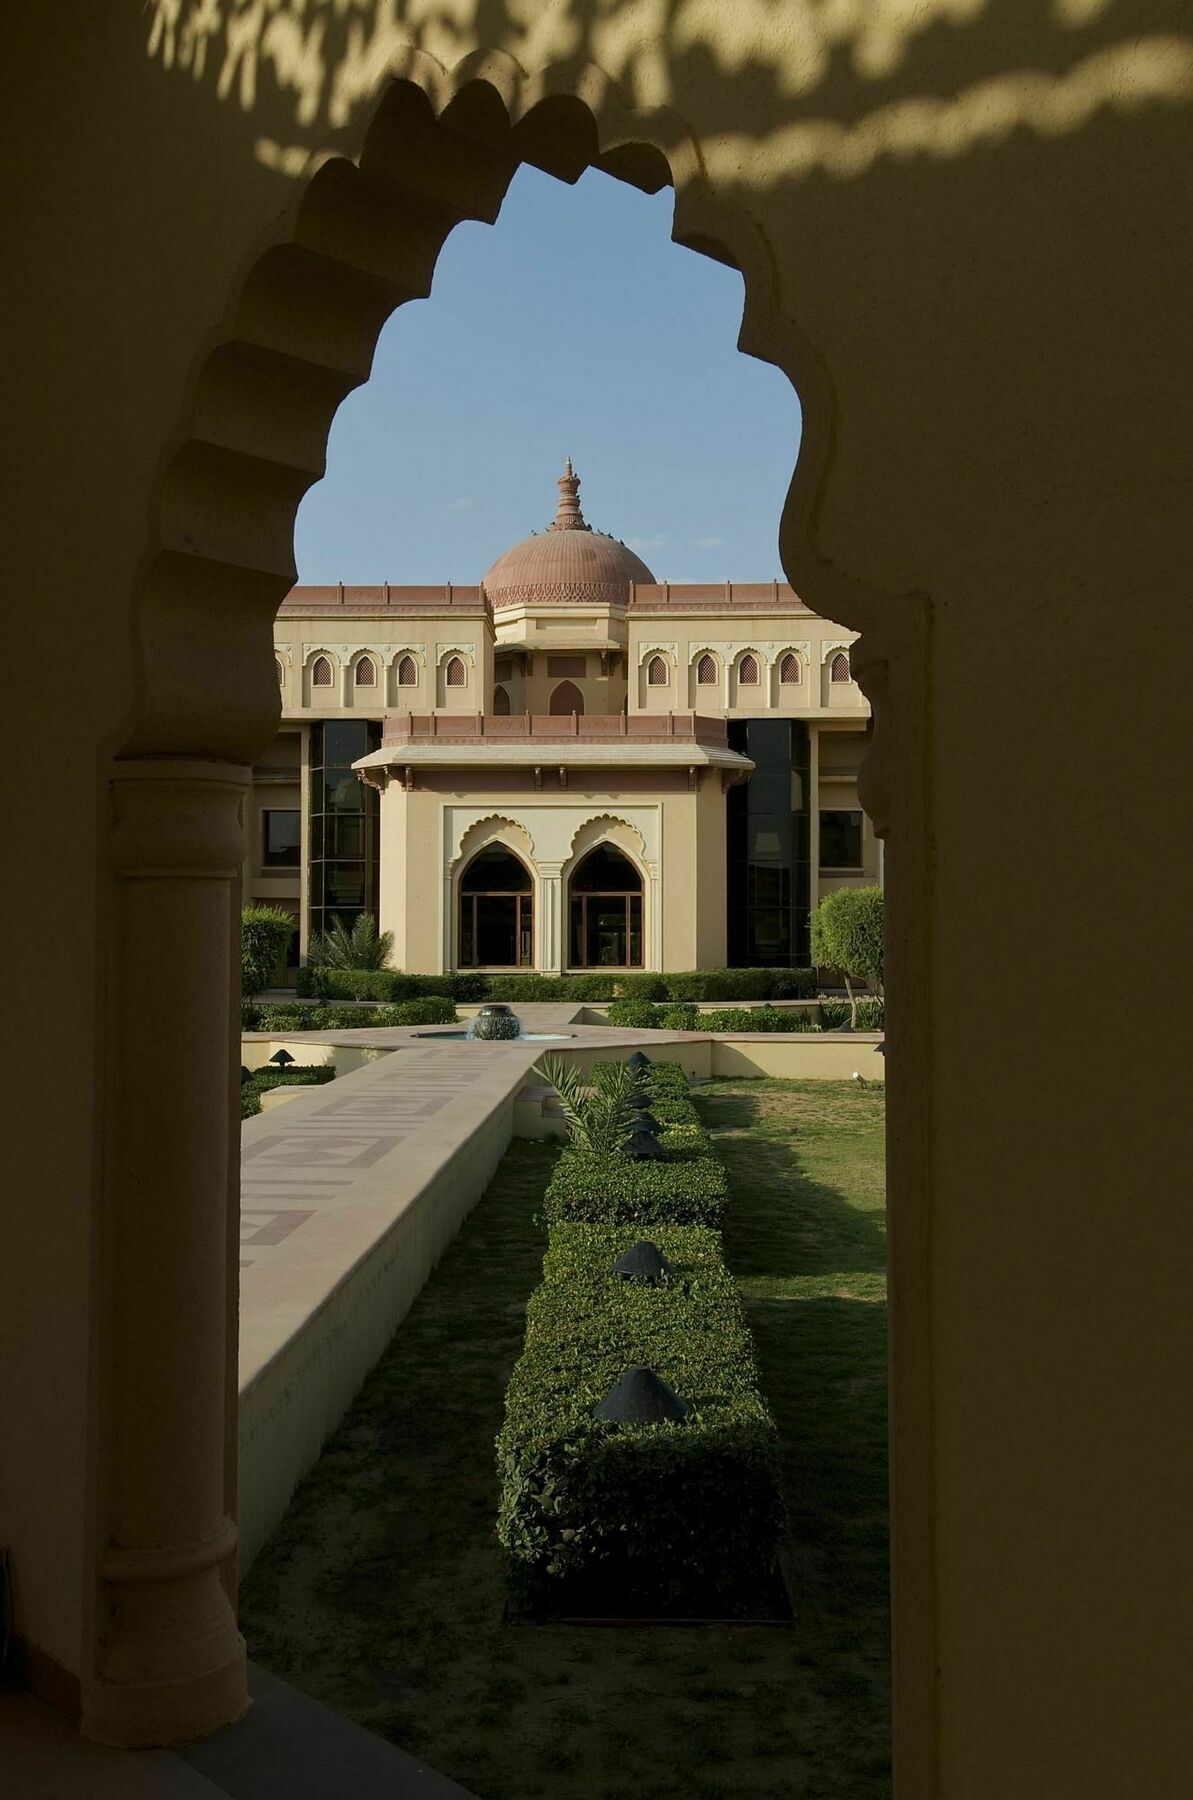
252 462 875 973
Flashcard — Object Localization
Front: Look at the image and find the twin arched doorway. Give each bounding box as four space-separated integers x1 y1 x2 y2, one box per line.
456 841 643 968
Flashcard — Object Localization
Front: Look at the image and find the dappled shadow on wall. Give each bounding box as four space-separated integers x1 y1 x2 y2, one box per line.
145 0 1192 183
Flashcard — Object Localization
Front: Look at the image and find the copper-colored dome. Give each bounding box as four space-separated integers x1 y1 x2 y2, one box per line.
482 460 656 609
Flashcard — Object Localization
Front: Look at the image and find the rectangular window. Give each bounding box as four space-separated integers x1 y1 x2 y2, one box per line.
262 809 300 867
819 809 864 870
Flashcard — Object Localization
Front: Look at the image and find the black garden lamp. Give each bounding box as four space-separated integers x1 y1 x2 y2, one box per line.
627 1050 653 1072
626 1128 665 1161
268 1047 296 1069
594 1365 690 1424
629 1107 662 1134
612 1241 673 1285
240 1066 252 1086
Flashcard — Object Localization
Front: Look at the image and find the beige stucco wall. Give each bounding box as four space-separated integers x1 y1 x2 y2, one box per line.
377 775 722 971
5 6 1192 1789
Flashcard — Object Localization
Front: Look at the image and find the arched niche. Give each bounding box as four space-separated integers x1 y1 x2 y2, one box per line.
549 679 584 716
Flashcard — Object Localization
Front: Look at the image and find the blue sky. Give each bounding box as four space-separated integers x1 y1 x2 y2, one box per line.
294 164 801 585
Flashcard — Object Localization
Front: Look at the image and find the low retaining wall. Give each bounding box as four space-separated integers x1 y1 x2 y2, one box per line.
542 1032 885 1084
236 1046 533 1572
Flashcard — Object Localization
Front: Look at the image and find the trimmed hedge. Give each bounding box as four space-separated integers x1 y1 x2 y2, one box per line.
240 1063 334 1119
543 1149 727 1229
294 967 817 1003
243 997 456 1031
598 997 884 1034
496 1221 784 1611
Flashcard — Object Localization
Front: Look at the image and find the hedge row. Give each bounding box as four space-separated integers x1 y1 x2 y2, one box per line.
242 997 456 1032
240 1063 334 1119
496 1222 784 1612
293 966 817 1003
604 997 884 1032
497 1059 784 1613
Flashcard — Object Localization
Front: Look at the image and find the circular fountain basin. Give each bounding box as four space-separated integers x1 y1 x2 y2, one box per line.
411 1029 574 1042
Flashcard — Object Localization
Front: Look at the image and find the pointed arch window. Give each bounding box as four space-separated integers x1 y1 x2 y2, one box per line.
445 655 466 688
830 651 852 684
697 653 717 686
568 844 644 969
354 655 376 687
647 655 668 686
493 684 511 716
549 680 584 716
397 654 418 687
780 652 801 685
458 846 533 968
738 653 760 685
311 655 333 688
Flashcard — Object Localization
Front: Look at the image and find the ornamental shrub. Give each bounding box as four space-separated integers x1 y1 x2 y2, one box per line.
241 905 296 998
811 886 884 1027
605 998 661 1029
610 972 669 1000
855 997 885 1030
543 1149 728 1229
657 1003 700 1031
240 1063 334 1119
496 1222 784 1612
307 913 394 971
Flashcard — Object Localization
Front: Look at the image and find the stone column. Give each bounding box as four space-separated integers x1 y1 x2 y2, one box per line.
85 759 249 1747
538 863 563 971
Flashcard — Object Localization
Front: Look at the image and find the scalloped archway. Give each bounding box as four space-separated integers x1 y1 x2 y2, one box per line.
94 49 930 1771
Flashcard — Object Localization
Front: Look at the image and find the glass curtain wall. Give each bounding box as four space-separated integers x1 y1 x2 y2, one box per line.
726 720 811 966
307 721 381 944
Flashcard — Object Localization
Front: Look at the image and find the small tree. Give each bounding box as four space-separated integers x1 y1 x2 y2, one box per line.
241 905 296 999
811 886 884 1029
307 913 394 971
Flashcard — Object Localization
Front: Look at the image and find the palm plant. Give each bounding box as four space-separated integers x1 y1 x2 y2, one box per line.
307 912 394 971
532 1054 641 1157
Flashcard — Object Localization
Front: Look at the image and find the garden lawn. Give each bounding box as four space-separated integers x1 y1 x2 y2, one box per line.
239 1078 889 1800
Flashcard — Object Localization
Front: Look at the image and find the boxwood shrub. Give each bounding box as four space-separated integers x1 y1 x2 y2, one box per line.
543 1148 727 1229
245 997 456 1031
496 1222 784 1612
293 967 818 1004
240 1063 334 1119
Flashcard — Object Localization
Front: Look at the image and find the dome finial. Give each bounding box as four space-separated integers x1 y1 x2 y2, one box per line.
552 457 586 531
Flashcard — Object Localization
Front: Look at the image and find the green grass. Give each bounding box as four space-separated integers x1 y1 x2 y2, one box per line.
239 1078 889 1799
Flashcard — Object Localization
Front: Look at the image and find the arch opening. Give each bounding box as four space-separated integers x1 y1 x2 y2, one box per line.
568 843 644 969
458 844 534 969
548 679 584 716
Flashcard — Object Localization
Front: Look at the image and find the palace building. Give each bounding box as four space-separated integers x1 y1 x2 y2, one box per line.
253 461 876 974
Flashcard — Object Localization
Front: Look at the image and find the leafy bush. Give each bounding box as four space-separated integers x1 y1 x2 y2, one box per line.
543 1149 728 1229
240 1063 334 1119
700 1005 816 1033
610 972 669 1000
241 905 296 998
811 887 884 1027
855 997 885 1029
817 998 851 1030
657 1003 700 1031
307 913 393 971
605 997 661 1029
767 967 818 999
533 1055 641 1155
662 968 774 1002
496 1222 784 1611
246 997 457 1031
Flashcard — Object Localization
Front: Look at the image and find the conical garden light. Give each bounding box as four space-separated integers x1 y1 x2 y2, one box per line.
593 1365 690 1424
612 1241 674 1285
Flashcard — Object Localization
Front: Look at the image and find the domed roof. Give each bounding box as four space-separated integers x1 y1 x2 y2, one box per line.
482 460 656 609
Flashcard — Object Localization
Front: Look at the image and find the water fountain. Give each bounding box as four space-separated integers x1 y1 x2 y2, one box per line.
412 1003 572 1043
